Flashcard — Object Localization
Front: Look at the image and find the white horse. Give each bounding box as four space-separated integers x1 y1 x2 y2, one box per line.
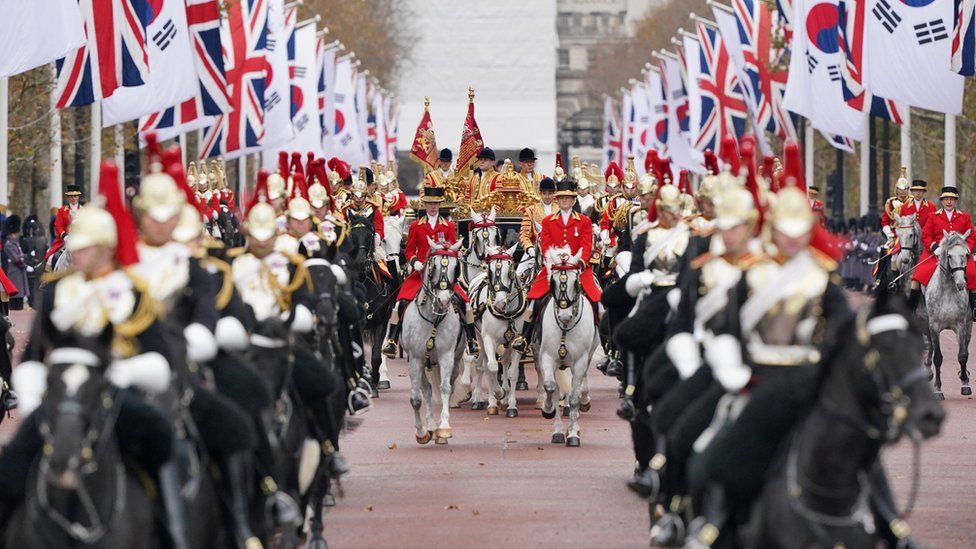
400 238 464 445
922 230 973 399
468 245 528 417
893 213 921 297
376 211 407 390
535 246 599 446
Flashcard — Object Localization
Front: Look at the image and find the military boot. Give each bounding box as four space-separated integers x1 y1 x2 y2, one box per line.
218 452 263 549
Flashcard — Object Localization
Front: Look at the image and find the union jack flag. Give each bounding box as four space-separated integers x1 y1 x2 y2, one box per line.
732 0 797 140
367 107 380 161
384 98 399 163
603 96 622 169
838 0 905 123
694 22 748 152
141 0 230 139
200 0 269 159
953 0 976 75
55 0 153 108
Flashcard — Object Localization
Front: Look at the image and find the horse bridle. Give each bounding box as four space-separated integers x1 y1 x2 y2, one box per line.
550 261 585 363
35 376 125 545
937 239 969 279
417 248 459 366
485 252 526 321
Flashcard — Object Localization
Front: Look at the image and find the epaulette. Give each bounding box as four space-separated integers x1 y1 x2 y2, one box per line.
736 251 767 270
226 246 247 258
40 268 74 284
204 256 234 311
809 246 838 272
113 271 160 340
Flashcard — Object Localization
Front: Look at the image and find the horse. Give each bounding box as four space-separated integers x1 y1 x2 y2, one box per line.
345 213 397 396
400 238 464 445
380 211 406 274
920 230 973 399
892 214 921 297
750 293 945 549
534 247 599 446
5 342 156 548
467 245 526 417
213 204 242 249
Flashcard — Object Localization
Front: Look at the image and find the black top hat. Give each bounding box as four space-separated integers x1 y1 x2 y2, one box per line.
554 178 578 197
808 185 821 194
911 179 928 191
361 168 374 184
65 185 82 196
476 147 496 161
422 186 446 203
439 148 453 162
4 215 21 235
518 148 537 162
539 177 556 192
940 186 959 199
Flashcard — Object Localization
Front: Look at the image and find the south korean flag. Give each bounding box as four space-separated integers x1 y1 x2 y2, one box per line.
864 0 963 114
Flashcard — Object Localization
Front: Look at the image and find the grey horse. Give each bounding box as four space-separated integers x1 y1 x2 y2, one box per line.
921 230 973 398
400 238 464 445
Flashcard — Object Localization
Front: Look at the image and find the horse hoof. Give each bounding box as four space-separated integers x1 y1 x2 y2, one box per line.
506 408 518 418
534 400 544 410
370 387 379 398
323 493 336 507
416 431 433 445
471 401 487 411
542 408 556 419
551 433 566 444
580 401 591 413
963 386 972 396
435 437 449 445
308 538 329 549
377 381 391 390
486 405 499 416
435 427 453 440
936 392 945 401
566 436 580 447
516 381 529 391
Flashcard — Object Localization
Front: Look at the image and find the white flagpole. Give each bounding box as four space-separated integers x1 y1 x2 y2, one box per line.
90 101 102 195
0 77 8 217
945 113 956 187
859 112 869 216
804 122 814 190
900 109 911 180
49 66 63 215
238 156 246 197
114 124 124 193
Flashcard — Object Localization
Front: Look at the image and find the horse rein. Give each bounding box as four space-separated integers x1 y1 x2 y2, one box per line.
418 248 460 366
485 253 526 321
550 262 585 363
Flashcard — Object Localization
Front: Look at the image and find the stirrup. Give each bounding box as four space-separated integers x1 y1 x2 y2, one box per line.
382 339 398 357
510 335 528 353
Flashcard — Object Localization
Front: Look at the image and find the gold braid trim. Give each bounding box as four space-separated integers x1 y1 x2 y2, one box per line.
114 272 160 340
266 253 311 311
41 269 74 284
226 246 247 258
206 257 234 311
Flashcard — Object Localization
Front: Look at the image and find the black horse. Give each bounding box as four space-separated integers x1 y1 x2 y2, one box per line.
750 293 945 548
5 341 155 548
342 214 398 395
213 203 242 249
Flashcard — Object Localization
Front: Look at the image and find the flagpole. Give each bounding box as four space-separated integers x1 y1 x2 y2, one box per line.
49 66 63 217
90 101 101 195
900 109 911 180
859 112 869 216
238 156 246 196
0 77 8 217
115 125 124 193
804 121 814 190
945 113 956 187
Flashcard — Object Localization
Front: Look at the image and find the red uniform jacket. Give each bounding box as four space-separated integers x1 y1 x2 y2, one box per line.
912 208 976 289
45 205 76 261
397 216 467 301
528 211 601 303
899 198 936 229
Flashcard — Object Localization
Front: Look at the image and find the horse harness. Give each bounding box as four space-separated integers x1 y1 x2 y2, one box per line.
418 247 459 369
481 252 527 346
550 261 585 368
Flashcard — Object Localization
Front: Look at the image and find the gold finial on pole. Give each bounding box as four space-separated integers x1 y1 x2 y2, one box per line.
424 96 430 111
468 87 475 102
899 166 907 178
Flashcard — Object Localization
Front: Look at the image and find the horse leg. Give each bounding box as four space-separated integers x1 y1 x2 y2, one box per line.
484 333 504 415
378 353 391 390
959 323 972 396
534 356 546 410
449 354 473 408
421 367 438 437
579 373 591 413
306 471 330 549
566 359 586 447
435 358 454 444
931 327 944 400
505 351 520 418
470 355 486 411
410 362 432 444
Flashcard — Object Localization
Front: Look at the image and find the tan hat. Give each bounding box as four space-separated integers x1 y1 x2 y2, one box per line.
245 202 278 242
134 171 184 222
66 206 117 252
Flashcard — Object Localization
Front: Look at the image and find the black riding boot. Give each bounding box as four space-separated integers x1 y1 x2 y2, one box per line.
688 483 729 548
383 301 407 357
252 413 301 528
159 457 191 549
908 287 922 312
217 452 262 549
454 295 481 357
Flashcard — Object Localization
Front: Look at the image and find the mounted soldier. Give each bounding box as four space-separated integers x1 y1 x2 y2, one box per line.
599 156 640 253
900 177 936 228
327 157 355 209
341 167 385 250
44 184 83 265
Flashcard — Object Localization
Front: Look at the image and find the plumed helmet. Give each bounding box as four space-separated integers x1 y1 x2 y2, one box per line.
245 202 278 242
134 171 185 222
287 197 313 221
714 186 758 230
638 173 657 196
351 180 368 198
308 183 330 209
172 204 205 244
267 172 287 200
656 184 683 214
66 206 117 252
768 186 814 238
895 166 910 192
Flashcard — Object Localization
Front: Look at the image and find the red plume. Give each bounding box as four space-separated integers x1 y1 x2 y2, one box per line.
246 170 270 215
289 152 304 178
555 153 564 171
290 171 309 200
810 224 849 262
604 161 624 183
657 156 674 184
313 159 336 211
98 161 139 266
327 157 351 182
761 156 777 192
644 150 658 174
740 134 757 165
677 170 692 194
646 183 663 223
305 153 315 181
703 149 719 175
277 151 289 176
782 140 806 192
718 134 740 174
739 139 765 230
143 131 163 171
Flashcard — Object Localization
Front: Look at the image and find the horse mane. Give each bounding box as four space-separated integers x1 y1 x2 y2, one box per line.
939 231 968 255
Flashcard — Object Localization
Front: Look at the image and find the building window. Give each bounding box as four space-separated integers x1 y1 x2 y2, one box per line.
558 49 570 70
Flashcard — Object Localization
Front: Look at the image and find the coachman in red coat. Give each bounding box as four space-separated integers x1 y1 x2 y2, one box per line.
512 179 602 353
382 185 481 357
44 185 83 262
899 179 936 230
910 185 976 320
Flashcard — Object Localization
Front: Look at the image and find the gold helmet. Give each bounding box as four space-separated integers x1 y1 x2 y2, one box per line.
656 184 683 214
623 155 639 189
713 186 758 230
173 204 205 244
267 172 287 201
351 180 368 199
287 197 313 221
571 156 587 187
768 186 814 238
66 206 117 251
308 183 330 209
245 202 278 242
697 173 718 202
134 170 184 222
638 172 658 196
680 193 696 216
187 162 198 189
895 166 910 193
211 159 227 190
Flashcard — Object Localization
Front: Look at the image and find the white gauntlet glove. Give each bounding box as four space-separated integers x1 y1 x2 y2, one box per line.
624 270 655 297
184 323 218 363
290 304 314 333
600 229 611 245
706 334 751 392
412 260 424 272
107 352 171 395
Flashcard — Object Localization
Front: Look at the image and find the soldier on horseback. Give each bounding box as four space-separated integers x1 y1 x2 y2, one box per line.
879 169 910 278
341 168 385 248
900 177 936 226
43 184 83 265
383 185 481 358
909 185 976 319
599 156 640 253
